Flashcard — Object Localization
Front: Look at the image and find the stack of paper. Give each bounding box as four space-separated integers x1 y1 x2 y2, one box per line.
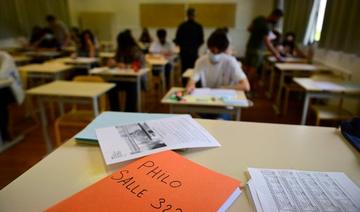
247 168 360 212
96 115 221 165
190 88 237 99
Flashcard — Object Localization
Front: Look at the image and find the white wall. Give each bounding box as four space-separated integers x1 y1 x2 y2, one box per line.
314 48 360 114
67 0 274 56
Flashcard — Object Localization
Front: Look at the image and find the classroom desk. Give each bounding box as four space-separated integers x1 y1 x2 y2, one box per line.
13 55 32 66
47 57 99 70
19 63 74 87
265 57 309 98
294 78 360 125
161 87 251 121
26 80 115 152
145 54 171 93
1 117 359 212
271 63 330 114
24 51 62 60
99 51 115 59
90 67 149 112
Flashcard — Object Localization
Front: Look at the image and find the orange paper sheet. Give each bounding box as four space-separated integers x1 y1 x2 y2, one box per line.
46 151 241 211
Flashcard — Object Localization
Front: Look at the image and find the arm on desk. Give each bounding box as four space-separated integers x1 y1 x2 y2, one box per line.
222 78 251 92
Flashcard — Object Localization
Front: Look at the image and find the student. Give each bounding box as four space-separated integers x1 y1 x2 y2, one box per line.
32 28 61 50
281 32 306 58
243 9 284 92
186 31 250 92
108 30 145 112
69 27 81 49
175 8 204 86
74 30 96 58
139 28 153 53
149 29 177 90
46 15 70 48
0 51 25 141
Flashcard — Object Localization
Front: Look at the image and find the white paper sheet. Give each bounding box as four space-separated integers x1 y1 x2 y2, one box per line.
313 81 346 91
248 168 360 212
96 115 220 165
190 88 237 99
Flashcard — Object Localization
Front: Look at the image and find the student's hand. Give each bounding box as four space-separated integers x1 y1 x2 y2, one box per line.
276 55 286 62
186 83 195 94
117 63 126 69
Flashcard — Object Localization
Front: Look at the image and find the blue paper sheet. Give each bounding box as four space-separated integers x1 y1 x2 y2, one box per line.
74 111 174 144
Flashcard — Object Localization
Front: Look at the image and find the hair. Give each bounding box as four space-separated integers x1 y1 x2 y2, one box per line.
80 29 95 49
156 29 167 39
46 15 56 22
207 31 229 52
117 29 139 53
285 32 296 39
187 8 195 18
271 9 283 17
139 28 152 43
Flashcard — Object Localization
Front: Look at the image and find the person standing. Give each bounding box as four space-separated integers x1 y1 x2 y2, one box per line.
46 15 70 48
175 8 204 86
243 9 284 93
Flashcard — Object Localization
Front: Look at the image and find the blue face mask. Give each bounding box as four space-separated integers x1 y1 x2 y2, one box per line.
208 52 222 64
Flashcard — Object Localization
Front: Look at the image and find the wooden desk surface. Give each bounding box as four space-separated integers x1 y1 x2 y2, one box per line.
0 79 12 89
0 119 358 212
294 78 360 94
25 51 61 57
48 57 99 65
145 54 168 65
161 87 249 107
275 63 329 71
26 80 115 98
90 67 149 77
267 56 308 63
19 63 73 73
99 52 115 58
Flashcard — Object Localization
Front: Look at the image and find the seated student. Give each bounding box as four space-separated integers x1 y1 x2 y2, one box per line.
186 31 250 92
149 28 177 90
0 51 25 141
107 29 145 112
73 29 97 58
281 32 306 58
31 28 61 50
69 27 81 49
139 28 153 53
186 31 250 119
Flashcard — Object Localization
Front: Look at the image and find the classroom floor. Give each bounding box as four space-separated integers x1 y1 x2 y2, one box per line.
0 74 334 189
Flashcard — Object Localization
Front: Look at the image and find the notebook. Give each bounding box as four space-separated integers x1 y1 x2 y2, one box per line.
46 151 242 212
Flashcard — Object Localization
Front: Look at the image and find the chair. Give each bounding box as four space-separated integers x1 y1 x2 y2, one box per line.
54 75 107 146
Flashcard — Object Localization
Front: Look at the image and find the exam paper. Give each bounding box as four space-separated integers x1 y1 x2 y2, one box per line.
248 168 360 212
190 88 237 99
96 115 220 165
313 81 346 91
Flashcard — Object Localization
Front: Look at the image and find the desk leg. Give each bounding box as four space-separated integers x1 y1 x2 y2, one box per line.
38 97 53 153
273 72 285 114
92 97 99 117
137 76 141 112
266 66 275 98
169 105 173 114
300 93 310 125
161 66 166 94
58 100 64 116
235 109 241 121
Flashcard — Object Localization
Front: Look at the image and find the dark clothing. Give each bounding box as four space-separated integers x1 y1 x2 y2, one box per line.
244 16 272 68
0 87 15 141
152 63 172 90
175 19 204 85
108 82 137 112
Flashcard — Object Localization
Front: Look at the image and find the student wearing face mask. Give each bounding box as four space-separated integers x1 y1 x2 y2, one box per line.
186 31 250 93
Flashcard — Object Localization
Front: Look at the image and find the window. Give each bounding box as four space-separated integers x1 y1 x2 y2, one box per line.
314 0 327 41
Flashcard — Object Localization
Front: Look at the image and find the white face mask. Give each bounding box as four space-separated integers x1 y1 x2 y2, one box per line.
208 52 223 64
44 33 54 40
